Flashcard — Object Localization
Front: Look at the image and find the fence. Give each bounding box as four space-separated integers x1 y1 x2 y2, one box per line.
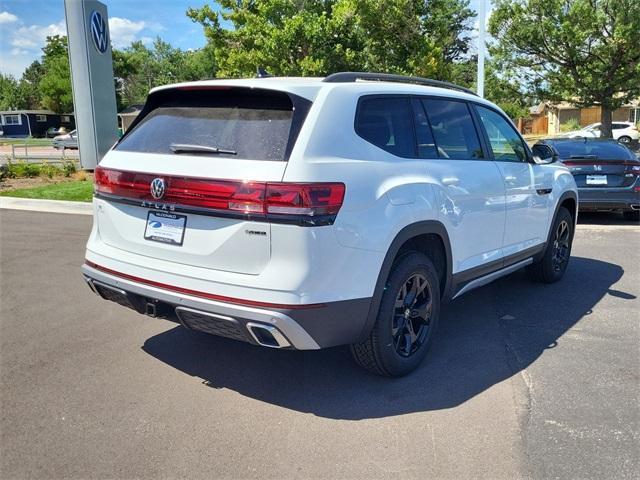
0 143 80 166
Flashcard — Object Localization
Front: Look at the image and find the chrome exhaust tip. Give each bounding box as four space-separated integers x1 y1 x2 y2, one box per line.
631 204 640 211
246 322 291 348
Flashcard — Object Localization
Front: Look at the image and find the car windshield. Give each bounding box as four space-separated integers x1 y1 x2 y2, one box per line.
551 141 636 160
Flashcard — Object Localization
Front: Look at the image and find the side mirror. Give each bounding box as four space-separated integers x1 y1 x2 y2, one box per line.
531 144 557 164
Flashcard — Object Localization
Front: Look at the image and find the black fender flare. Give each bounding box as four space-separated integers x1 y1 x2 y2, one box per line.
357 220 453 342
542 190 578 254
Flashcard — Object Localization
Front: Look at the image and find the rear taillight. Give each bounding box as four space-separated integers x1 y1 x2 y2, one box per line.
265 183 345 216
94 166 345 225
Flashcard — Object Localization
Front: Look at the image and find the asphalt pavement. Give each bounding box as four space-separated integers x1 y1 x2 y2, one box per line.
1 209 638 479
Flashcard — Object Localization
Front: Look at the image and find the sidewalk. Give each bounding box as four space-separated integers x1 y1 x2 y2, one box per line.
0 197 92 215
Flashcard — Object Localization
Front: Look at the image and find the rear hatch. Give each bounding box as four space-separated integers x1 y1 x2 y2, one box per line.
555 140 640 189
94 86 312 275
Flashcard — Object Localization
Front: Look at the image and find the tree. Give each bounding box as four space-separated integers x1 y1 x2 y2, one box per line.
112 38 217 109
39 36 73 112
489 0 640 138
0 74 26 110
186 0 475 79
450 57 533 121
19 61 45 109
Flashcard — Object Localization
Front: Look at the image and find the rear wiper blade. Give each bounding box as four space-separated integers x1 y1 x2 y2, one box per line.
170 143 237 155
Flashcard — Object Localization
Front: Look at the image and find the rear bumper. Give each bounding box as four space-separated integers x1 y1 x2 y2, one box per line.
578 188 640 211
82 263 370 350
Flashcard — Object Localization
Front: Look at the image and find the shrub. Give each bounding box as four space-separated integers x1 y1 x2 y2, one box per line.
560 118 581 132
8 162 41 178
62 161 77 177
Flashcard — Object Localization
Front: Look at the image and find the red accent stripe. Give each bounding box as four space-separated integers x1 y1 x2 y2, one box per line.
85 260 324 310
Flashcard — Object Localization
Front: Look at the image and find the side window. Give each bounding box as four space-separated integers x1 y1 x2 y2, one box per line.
475 105 528 162
355 97 415 158
421 99 484 159
411 98 438 159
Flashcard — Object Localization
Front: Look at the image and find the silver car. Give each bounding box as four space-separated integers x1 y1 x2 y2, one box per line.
52 130 78 150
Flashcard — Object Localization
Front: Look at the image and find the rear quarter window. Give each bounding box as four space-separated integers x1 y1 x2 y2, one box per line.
355 96 416 158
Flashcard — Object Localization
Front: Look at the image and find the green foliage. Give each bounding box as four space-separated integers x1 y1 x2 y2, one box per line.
4 161 78 179
113 38 217 108
489 0 640 137
0 74 29 110
560 118 582 132
20 61 45 109
0 180 93 202
186 0 475 79
39 36 73 113
62 161 77 177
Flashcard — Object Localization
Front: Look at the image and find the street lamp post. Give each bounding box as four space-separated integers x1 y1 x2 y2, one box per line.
477 0 486 98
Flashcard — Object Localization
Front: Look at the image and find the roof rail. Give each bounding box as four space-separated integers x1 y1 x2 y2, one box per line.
322 72 477 96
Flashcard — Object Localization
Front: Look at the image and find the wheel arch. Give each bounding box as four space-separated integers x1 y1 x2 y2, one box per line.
357 221 453 342
550 190 578 240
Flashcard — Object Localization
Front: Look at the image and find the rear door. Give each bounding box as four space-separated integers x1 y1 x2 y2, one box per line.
415 97 506 274
95 87 311 275
473 104 551 256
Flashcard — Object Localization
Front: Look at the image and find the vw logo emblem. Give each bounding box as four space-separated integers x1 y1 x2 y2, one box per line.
150 178 166 200
90 11 108 54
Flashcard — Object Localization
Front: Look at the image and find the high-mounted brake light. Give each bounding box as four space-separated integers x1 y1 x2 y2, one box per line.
94 166 345 226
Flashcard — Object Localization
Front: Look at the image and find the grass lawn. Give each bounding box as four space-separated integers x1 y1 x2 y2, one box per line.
0 137 53 147
0 180 93 202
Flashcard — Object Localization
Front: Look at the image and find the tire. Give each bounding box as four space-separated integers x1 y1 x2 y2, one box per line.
623 210 640 222
528 207 574 283
618 136 632 144
351 252 440 377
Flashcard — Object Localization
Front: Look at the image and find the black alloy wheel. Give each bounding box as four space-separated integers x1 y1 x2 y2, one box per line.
392 273 433 357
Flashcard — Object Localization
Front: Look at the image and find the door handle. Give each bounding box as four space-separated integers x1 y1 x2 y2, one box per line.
504 175 517 184
536 188 552 195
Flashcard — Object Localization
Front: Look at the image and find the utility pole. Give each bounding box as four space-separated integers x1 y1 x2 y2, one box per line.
477 0 486 98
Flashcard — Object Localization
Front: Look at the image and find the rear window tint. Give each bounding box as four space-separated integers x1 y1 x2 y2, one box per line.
422 99 484 159
355 97 415 158
116 89 307 161
550 140 636 160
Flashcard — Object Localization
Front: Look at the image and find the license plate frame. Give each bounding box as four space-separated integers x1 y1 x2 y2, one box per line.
586 175 607 186
144 211 187 246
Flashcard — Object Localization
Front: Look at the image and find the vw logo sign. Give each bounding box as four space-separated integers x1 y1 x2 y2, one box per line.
150 178 166 200
90 11 108 54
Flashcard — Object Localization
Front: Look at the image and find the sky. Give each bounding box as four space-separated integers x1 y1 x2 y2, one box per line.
0 0 488 79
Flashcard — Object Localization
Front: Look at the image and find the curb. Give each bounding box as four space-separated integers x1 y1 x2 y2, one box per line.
0 197 93 215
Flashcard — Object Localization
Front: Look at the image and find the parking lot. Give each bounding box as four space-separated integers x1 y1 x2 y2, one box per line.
1 208 638 479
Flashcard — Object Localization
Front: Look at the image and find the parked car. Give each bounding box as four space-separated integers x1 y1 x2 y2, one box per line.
560 121 639 144
534 138 639 221
46 126 68 138
82 73 578 376
52 129 78 150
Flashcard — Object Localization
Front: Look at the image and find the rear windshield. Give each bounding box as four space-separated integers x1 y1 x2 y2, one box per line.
116 88 309 161
551 140 636 160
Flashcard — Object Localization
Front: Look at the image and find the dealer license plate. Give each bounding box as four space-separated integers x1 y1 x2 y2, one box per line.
144 211 186 246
